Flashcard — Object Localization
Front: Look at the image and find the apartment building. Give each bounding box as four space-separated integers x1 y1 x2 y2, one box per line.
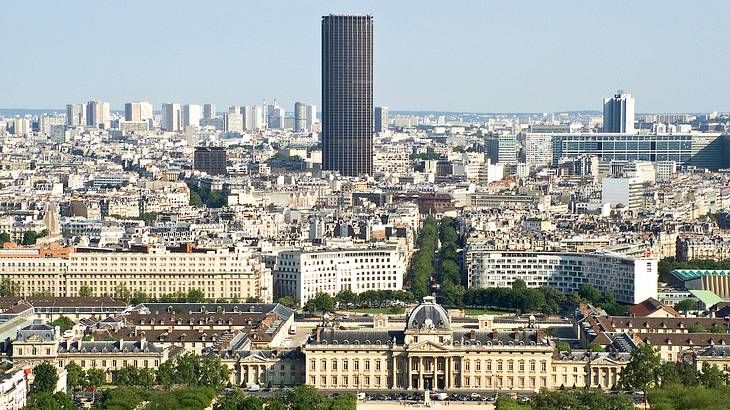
464 247 658 304
274 245 405 306
0 245 272 302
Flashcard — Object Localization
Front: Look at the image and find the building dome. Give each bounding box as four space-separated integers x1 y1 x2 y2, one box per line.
407 296 450 331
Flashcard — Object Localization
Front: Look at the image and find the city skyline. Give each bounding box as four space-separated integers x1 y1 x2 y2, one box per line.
2 1 729 113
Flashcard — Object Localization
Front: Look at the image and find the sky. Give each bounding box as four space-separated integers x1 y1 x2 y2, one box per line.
2 1 729 113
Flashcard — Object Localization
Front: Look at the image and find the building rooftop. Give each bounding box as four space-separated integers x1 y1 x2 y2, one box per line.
672 269 730 282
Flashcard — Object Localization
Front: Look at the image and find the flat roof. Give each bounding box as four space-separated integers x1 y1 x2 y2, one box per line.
672 269 730 281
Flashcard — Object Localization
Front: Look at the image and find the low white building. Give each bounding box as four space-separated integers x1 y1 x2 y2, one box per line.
464 247 658 304
274 245 406 306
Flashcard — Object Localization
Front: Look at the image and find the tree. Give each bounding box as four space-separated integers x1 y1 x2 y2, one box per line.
245 296 263 303
588 343 605 352
512 278 528 292
174 353 201 386
709 325 727 333
698 362 725 388
85 368 107 389
78 285 93 297
156 360 175 389
0 232 10 243
304 292 335 314
114 283 132 303
619 344 661 403
277 296 299 309
688 324 707 333
22 230 40 245
675 299 696 313
198 355 231 389
555 341 571 352
0 278 19 297
495 396 530 410
32 362 59 393
578 284 602 303
335 289 358 307
658 362 681 387
65 362 85 391
51 316 74 333
439 280 465 307
287 385 323 410
131 291 149 305
25 391 74 410
187 289 206 303
190 191 204 208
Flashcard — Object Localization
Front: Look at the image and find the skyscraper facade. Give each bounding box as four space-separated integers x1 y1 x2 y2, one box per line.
183 104 202 128
603 91 635 133
161 103 182 131
85 100 110 129
124 102 153 122
66 103 86 127
321 15 374 176
294 102 307 132
374 106 389 133
193 147 227 176
203 104 216 119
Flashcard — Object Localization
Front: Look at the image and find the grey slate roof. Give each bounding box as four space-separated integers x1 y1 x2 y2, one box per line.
313 328 405 345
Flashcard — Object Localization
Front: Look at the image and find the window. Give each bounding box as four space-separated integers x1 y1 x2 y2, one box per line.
530 361 536 372
476 360 481 371
497 361 503 371
320 376 327 386
508 361 514 371
375 360 381 371
310 360 316 370
354 360 360 371
365 360 370 371
321 360 327 371
465 360 470 371
332 360 338 370
343 360 349 370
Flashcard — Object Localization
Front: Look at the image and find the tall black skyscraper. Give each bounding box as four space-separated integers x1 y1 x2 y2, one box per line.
321 15 373 176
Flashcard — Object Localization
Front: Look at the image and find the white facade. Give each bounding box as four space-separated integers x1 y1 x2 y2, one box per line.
465 248 657 304
601 177 643 210
274 246 406 306
524 133 554 166
183 104 202 128
125 102 153 122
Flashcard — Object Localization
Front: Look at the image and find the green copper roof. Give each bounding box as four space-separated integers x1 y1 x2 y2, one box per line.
672 269 730 281
688 289 725 307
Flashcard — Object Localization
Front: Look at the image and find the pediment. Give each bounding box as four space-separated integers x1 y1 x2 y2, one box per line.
408 340 449 352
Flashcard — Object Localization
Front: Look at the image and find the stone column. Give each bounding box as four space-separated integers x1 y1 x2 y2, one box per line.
391 355 397 388
419 357 424 390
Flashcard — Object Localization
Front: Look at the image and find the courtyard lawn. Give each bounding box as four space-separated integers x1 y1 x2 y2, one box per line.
463 308 512 316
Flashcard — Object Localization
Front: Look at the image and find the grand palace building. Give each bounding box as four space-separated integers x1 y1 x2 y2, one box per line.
304 297 630 392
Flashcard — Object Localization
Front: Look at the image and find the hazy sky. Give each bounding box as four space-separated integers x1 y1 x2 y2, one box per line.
2 0 728 113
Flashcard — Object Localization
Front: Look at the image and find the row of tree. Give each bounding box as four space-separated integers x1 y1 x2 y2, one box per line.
0 229 49 245
410 216 439 299
93 386 217 410
215 386 356 410
496 388 634 410
334 289 414 307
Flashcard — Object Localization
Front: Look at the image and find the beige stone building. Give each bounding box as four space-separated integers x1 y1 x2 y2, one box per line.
304 297 628 392
0 245 272 302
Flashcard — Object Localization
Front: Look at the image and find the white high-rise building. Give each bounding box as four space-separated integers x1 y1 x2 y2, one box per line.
294 102 307 132
124 102 153 122
161 103 182 131
85 100 110 129
225 112 243 133
65 103 87 127
38 114 65 135
603 91 635 133
12 118 31 136
305 104 317 131
183 104 202 128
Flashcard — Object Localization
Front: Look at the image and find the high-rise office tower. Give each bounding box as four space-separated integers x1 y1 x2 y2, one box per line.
86 100 110 129
306 104 317 131
124 102 153 122
161 103 182 131
203 104 216 119
183 104 202 128
194 147 227 176
225 110 243 133
294 102 307 132
321 15 374 176
603 91 635 133
65 103 87 127
375 106 389 133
